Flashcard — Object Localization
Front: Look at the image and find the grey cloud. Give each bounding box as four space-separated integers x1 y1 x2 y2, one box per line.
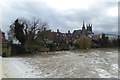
2 2 68 33
58 2 118 34
1 1 118 35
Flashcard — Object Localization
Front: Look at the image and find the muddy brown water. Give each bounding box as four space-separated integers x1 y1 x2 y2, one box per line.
1 48 118 78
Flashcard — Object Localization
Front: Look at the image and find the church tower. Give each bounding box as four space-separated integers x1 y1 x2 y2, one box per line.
86 23 93 35
82 21 87 36
82 21 85 30
90 24 92 33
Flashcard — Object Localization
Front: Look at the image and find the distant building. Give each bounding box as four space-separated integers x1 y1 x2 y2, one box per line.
107 35 118 41
36 28 54 44
73 21 93 39
0 29 6 44
92 34 101 41
36 21 94 45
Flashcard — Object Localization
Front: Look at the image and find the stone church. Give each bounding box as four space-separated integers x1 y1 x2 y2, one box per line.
73 21 93 39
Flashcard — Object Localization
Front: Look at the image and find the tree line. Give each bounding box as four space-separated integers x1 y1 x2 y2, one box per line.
2 17 119 56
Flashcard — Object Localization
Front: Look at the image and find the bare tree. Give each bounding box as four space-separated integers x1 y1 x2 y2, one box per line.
23 17 48 48
9 17 48 48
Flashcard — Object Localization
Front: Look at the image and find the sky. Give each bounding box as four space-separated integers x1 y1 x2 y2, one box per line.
0 0 119 35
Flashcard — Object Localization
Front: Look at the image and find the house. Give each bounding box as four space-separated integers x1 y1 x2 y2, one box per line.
92 34 101 41
0 29 6 44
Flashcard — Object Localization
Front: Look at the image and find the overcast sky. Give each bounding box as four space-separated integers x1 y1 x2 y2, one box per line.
0 0 119 35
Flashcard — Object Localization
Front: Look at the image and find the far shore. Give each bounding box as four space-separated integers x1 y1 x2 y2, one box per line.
7 48 118 58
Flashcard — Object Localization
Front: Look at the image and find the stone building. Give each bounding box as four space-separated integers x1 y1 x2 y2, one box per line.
35 21 94 49
73 21 93 39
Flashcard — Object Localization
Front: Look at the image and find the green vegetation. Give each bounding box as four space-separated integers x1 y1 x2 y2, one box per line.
5 17 119 56
8 17 48 53
75 36 92 49
2 44 11 57
2 44 8 54
98 33 109 47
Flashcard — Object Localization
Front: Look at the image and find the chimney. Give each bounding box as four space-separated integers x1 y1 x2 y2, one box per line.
68 30 70 34
44 27 46 31
57 29 59 33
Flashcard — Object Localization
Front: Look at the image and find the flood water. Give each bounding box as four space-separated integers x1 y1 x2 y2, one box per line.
1 48 118 78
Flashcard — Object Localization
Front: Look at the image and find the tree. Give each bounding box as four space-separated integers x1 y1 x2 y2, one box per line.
75 36 92 49
112 39 117 47
99 33 109 47
14 19 26 45
117 37 120 47
9 17 48 49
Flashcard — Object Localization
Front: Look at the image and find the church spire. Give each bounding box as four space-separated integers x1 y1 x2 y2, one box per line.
83 20 85 28
82 20 87 36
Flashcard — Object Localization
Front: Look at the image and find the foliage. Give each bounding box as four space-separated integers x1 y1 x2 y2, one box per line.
2 43 12 57
9 17 48 49
46 43 56 51
2 44 8 54
12 44 41 53
74 36 92 49
14 19 26 45
117 38 120 47
99 33 109 47
112 39 118 47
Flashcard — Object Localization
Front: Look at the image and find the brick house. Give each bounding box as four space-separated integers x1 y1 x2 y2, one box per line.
0 30 6 44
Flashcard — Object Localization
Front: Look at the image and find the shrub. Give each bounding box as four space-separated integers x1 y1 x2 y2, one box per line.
2 43 12 57
75 36 92 49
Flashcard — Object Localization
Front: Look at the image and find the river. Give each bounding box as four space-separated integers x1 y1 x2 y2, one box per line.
1 48 118 78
